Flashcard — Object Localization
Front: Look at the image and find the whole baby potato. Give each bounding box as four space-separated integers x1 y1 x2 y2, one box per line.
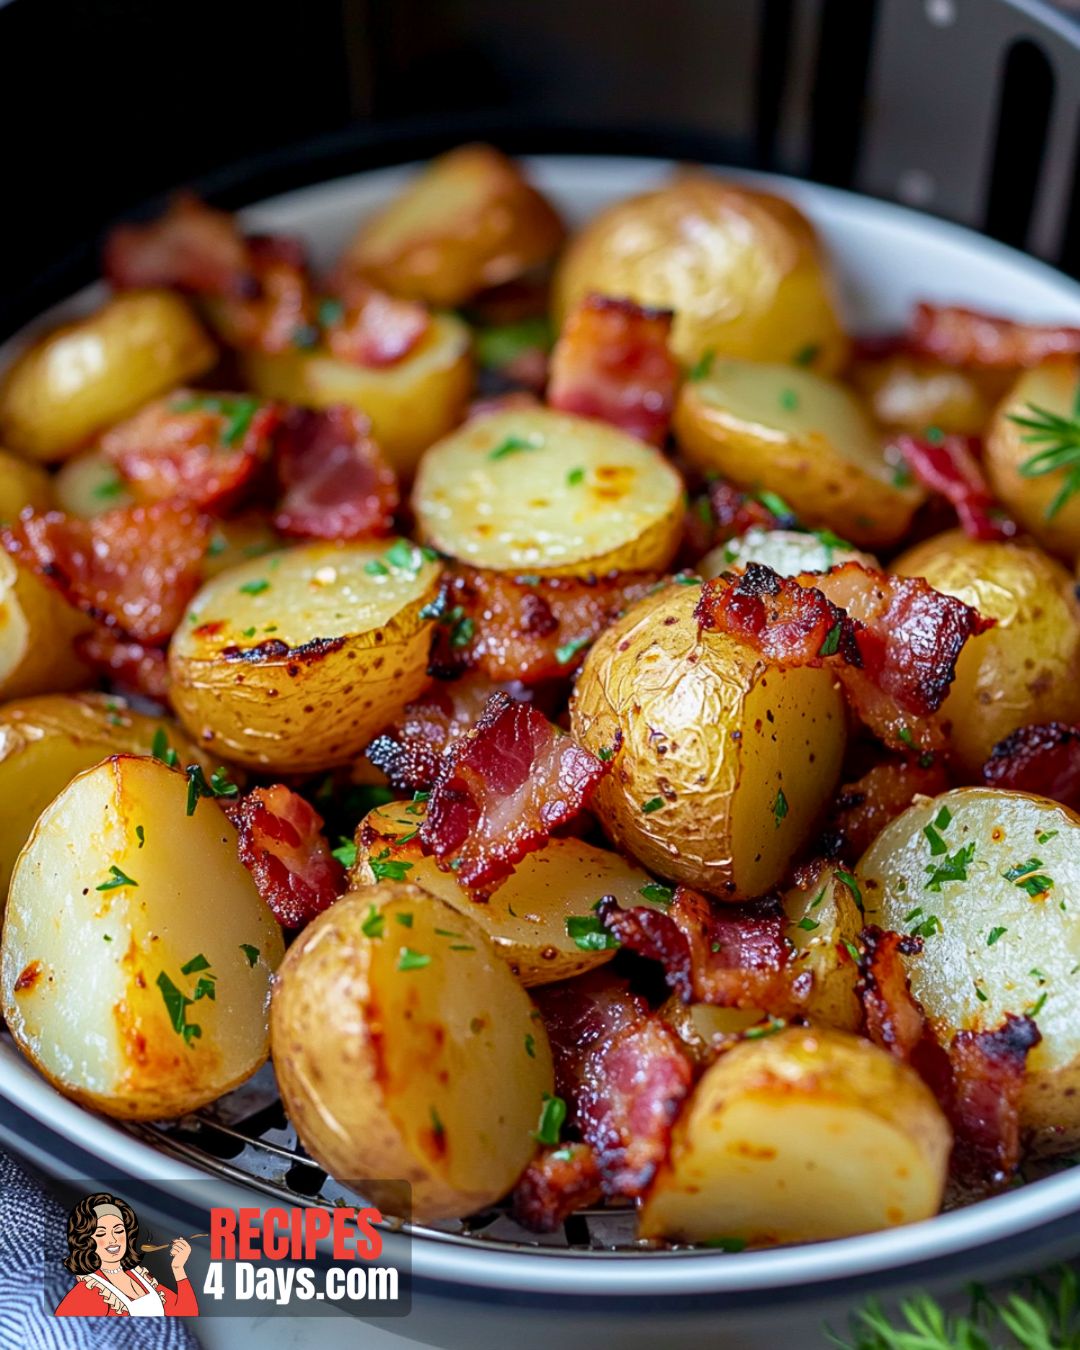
892 529 1080 778
570 581 847 900
553 176 847 371
0 552 94 702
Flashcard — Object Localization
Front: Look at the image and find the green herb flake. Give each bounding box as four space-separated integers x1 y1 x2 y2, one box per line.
702 1237 748 1252
1037 829 1059 845
532 1093 567 1145
96 865 138 892
835 869 863 911
524 1033 536 1059
597 746 614 763
796 916 820 931
555 635 591 666
450 615 475 649
151 727 179 769
778 388 800 412
135 825 145 849
925 841 976 893
773 786 789 828
975 983 989 1003
370 848 414 883
793 343 820 367
317 297 345 328
987 925 1008 947
641 796 665 814
473 317 553 370
744 1016 786 1040
395 911 414 928
93 476 125 501
396 947 430 972
489 434 543 461
103 934 113 942
819 621 843 657
238 579 270 596
240 944 260 967
364 560 389 577
639 882 675 906
361 906 385 939
687 349 715 382
757 490 797 521
565 914 619 952
566 467 585 487
891 461 915 489
843 939 862 965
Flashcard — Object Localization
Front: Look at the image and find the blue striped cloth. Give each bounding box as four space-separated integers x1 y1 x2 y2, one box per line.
0 1151 199 1349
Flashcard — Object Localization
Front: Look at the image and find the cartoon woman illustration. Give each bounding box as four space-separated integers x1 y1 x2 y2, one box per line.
53 1192 199 1317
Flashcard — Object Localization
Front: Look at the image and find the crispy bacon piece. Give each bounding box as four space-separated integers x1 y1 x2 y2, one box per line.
982 722 1080 810
3 501 208 644
74 629 170 701
857 926 947 1080
599 888 807 1011
547 295 679 446
909 302 1080 369
683 479 788 560
894 432 1016 541
427 565 659 683
324 280 431 367
212 234 315 354
418 691 610 892
273 407 399 540
99 392 279 511
511 1144 603 1232
226 785 345 929
949 1015 1041 1187
696 562 993 752
104 193 254 298
820 756 950 861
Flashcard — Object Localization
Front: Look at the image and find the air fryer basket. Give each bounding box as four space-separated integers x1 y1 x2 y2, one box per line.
4 0 1080 1275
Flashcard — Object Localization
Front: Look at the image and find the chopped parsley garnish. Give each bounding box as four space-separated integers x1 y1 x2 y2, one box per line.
241 626 257 638
640 882 675 906
687 349 715 382
1037 829 1059 845
135 825 145 849
365 560 389 577
173 393 260 447
778 388 799 412
361 906 385 939
434 927 464 938
240 944 260 967
151 727 179 769
555 635 591 666
489 434 543 461
317 297 345 328
674 572 702 585
396 947 430 972
331 838 358 868
898 726 916 749
641 796 665 814
757 490 797 521
702 1237 748 1252
473 317 553 370
974 983 988 1003
566 467 585 486
843 939 862 965
819 621 842 657
597 746 614 762
923 805 953 856
384 538 437 572
524 1034 536 1059
405 790 430 816
239 579 270 596
986 926 1007 947
891 461 915 489
925 841 976 892
745 1016 786 1040
398 828 419 844
184 763 239 815
370 848 414 883
796 916 820 931
835 869 863 911
96 865 138 892
773 787 789 828
93 476 125 500
909 913 943 939
532 1093 567 1145
1027 990 1049 1018
794 343 820 367
1008 387 1080 518
395 912 414 928
156 954 216 1047
565 915 619 951
1004 857 1054 897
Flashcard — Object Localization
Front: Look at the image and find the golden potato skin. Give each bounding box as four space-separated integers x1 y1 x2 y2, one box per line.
892 530 1080 777
0 291 216 461
675 360 922 549
985 361 1080 559
553 176 847 371
241 312 473 479
859 787 1080 1152
272 885 555 1222
53 449 135 517
782 869 863 1031
0 554 95 702
169 540 440 772
0 448 52 525
640 1027 951 1244
850 355 995 436
342 144 564 306
570 583 847 900
2 755 283 1119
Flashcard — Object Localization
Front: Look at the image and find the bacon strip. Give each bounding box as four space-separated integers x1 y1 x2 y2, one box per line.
696 562 993 752
419 692 609 892
982 722 1080 810
909 302 1080 369
211 234 315 354
547 295 679 446
226 785 345 929
426 565 659 683
819 756 949 862
511 1144 602 1233
104 193 254 298
599 887 807 1012
325 279 431 367
100 392 280 511
894 433 1016 542
3 501 208 644
949 1016 1041 1187
74 630 171 702
273 407 399 541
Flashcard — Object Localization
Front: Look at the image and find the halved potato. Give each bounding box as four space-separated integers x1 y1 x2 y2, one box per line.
241 311 472 478
54 449 136 517
1 754 283 1118
699 527 876 580
985 360 1080 559
850 354 995 436
0 553 95 701
168 539 440 772
675 360 922 549
0 291 216 461
341 145 564 306
0 448 52 526
0 692 215 908
413 407 684 576
201 515 282 580
640 1027 951 1244
271 884 554 1222
892 530 1080 778
570 582 847 899
553 176 847 371
782 868 863 1032
349 798 660 985
859 787 1080 1152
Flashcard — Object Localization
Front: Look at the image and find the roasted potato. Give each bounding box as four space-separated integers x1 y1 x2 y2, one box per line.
168 539 440 772
350 798 660 985
782 868 864 1031
0 291 216 461
675 360 922 549
660 1001 770 1063
699 527 876 580
0 692 214 908
553 176 847 371
413 407 684 577
640 1027 951 1244
53 449 136 517
860 787 1080 1152
0 553 95 702
240 311 472 478
0 448 52 526
1 754 283 1118
201 515 282 580
570 582 847 899
341 145 564 306
985 360 1080 558
892 530 1080 778
271 884 554 1222
850 354 995 436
